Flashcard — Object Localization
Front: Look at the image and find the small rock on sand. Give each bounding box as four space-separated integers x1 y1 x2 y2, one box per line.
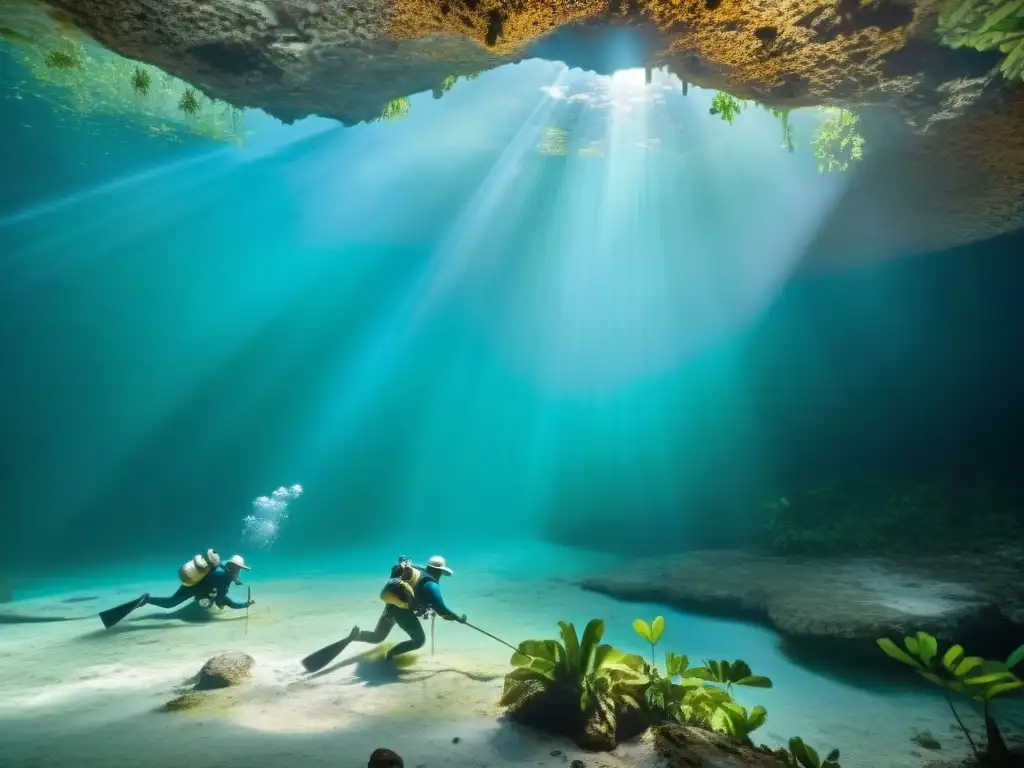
194 651 255 690
368 748 403 768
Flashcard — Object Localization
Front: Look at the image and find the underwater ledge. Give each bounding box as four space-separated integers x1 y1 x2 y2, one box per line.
578 546 1024 664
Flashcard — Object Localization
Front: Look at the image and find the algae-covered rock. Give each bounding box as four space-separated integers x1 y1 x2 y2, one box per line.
652 723 788 766
162 690 240 714
194 651 254 690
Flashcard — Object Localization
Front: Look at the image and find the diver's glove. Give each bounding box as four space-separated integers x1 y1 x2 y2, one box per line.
245 599 256 607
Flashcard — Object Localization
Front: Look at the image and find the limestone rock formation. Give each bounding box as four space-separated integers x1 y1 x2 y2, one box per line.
194 651 255 690
580 547 1024 654
29 0 1012 128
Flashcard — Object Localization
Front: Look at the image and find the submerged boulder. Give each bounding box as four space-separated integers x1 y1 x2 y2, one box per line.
580 547 1024 655
194 651 255 690
503 677 647 751
368 749 404 768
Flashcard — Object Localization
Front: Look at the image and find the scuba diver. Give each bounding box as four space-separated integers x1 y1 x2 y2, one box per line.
99 549 255 629
143 552 255 611
335 555 466 663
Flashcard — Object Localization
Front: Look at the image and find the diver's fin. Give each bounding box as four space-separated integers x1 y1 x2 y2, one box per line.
99 593 148 629
301 636 355 673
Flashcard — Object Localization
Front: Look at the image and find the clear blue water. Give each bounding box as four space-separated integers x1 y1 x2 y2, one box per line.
2 29 1023 768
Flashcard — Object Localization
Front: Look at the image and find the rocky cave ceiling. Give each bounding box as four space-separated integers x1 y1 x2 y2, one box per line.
3 0 1024 265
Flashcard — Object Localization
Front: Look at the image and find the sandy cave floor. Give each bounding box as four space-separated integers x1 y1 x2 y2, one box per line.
0 545 1021 768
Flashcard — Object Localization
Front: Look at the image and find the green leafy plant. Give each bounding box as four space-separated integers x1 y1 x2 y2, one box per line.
878 631 1023 761
632 616 773 745
688 659 774 692
131 66 150 95
178 87 199 115
45 49 78 69
781 737 841 768
811 109 864 173
938 0 1024 84
10 30 247 143
501 619 648 749
709 92 746 124
380 97 410 122
633 616 665 667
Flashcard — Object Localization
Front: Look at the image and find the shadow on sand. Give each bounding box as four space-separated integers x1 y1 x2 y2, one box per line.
306 643 502 688
776 633 936 695
0 611 88 624
76 601 245 639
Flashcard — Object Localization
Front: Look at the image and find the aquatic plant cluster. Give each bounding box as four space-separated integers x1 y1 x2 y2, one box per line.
242 484 304 550
500 614 841 764
707 92 863 173
3 28 246 144
938 0 1024 84
762 479 1024 555
501 617 1024 763
878 631 1024 763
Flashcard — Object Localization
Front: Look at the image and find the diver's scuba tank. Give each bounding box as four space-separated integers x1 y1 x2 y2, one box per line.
178 548 221 587
380 555 421 609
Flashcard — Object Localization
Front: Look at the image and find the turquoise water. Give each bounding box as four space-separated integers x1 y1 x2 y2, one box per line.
2 31 1024 768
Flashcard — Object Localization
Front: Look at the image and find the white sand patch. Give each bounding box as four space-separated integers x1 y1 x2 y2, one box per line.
0 544 1018 768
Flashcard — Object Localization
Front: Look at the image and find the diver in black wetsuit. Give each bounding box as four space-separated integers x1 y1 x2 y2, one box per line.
344 555 466 660
144 554 255 611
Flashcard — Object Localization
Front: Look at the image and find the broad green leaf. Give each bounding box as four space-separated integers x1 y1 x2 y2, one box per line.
736 675 774 688
558 621 580 672
617 652 648 671
878 638 924 669
826 749 840 761
688 665 714 680
788 736 821 768
980 0 1024 34
528 657 558 678
942 644 965 672
632 618 652 643
519 640 562 664
665 652 689 677
679 676 707 688
593 643 624 672
1007 644 1024 670
747 704 768 731
983 680 1024 699
916 632 938 666
904 635 920 657
510 651 532 667
709 705 733 734
730 660 753 681
651 615 666 645
579 619 605 677
964 671 1015 685
954 656 984 677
